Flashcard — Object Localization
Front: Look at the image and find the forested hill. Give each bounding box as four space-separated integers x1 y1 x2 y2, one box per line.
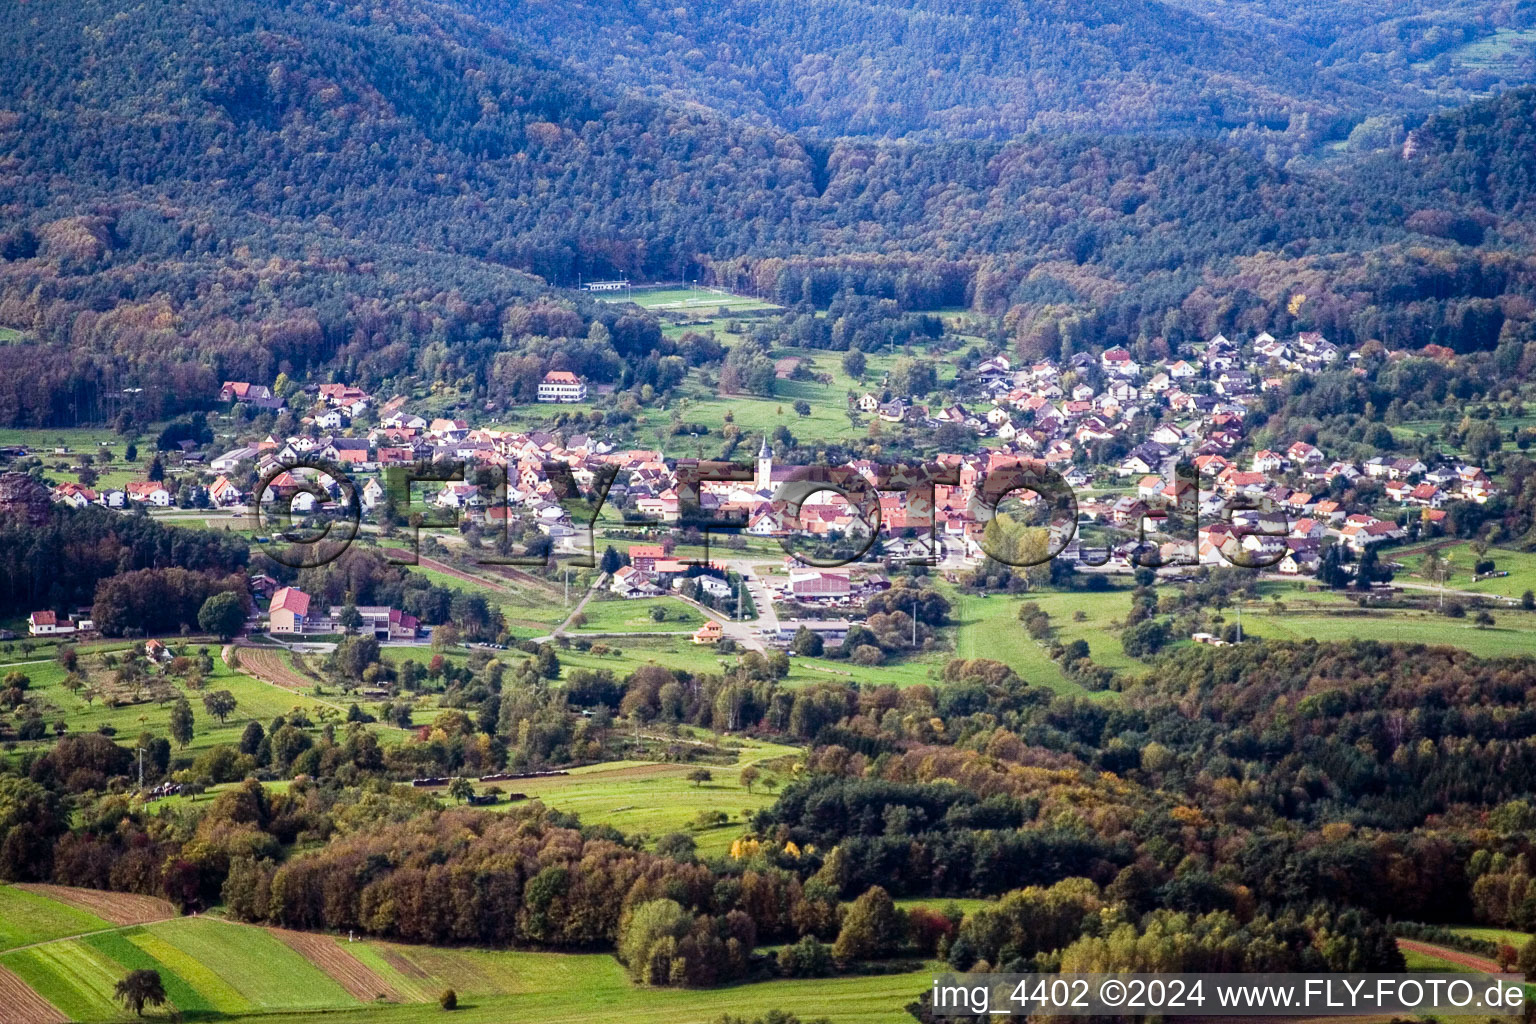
1402 85 1536 225
0 0 816 282
460 0 1536 139
3 0 1536 426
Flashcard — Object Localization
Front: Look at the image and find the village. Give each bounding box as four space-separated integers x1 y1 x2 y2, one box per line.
13 328 1507 650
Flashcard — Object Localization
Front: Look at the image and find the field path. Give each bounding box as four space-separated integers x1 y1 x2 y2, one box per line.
549 574 604 637
0 963 67 1024
1396 938 1502 973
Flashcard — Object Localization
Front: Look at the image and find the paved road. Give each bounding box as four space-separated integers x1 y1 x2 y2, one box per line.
547 574 605 638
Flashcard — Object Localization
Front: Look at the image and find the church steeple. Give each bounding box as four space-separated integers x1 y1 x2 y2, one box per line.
755 437 773 491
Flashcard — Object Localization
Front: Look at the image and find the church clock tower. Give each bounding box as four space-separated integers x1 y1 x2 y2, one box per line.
755 437 773 491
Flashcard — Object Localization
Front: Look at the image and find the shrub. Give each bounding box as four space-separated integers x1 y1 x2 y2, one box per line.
439 988 457 1010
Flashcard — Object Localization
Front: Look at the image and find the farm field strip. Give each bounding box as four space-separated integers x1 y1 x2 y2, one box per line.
271 927 402 1003
146 918 358 1010
84 929 212 1015
0 962 67 1024
234 644 319 691
0 887 112 951
15 884 175 926
127 930 253 1015
1395 938 1500 974
0 939 130 1022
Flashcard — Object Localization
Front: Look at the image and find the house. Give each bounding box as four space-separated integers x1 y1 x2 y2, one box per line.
1287 441 1324 465
360 478 386 511
1278 548 1320 576
268 587 312 633
208 476 243 506
537 371 588 403
691 620 724 645
144 638 172 663
1409 482 1447 508
28 610 76 637
319 383 371 408
975 354 1011 378
1250 450 1285 474
1101 347 1139 376
220 381 274 404
52 482 97 508
628 544 666 572
857 393 880 413
695 576 733 600
428 418 469 440
331 605 420 641
211 446 258 473
435 482 479 509
126 481 172 506
611 566 661 598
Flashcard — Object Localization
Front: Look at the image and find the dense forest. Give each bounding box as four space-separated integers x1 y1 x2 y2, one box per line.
2 0 1536 425
464 0 1535 138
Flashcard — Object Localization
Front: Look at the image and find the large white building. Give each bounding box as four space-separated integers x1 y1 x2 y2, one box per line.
537 371 588 403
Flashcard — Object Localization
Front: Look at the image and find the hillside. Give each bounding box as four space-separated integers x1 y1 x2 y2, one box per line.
462 0 1536 138
2 0 1536 429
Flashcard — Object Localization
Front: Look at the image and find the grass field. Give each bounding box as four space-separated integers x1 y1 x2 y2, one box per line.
460 736 799 855
574 597 705 633
2 648 344 763
0 422 189 492
1394 541 1536 599
1452 925 1535 948
1415 27 1536 77
1237 606 1536 657
952 586 1140 694
1400 946 1476 973
891 896 994 917
0 887 111 951
400 563 571 632
608 286 780 312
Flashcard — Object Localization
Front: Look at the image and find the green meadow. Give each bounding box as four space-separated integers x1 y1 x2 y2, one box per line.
573 597 706 633
1 649 341 763
0 886 111 951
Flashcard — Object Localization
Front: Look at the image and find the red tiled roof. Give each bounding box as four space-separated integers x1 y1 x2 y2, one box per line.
270 587 310 616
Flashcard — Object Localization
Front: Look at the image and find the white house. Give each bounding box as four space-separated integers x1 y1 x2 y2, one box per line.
537 371 588 403
28 611 76 636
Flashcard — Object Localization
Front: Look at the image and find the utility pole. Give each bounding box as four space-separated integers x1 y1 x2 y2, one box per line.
564 567 571 607
137 745 144 791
